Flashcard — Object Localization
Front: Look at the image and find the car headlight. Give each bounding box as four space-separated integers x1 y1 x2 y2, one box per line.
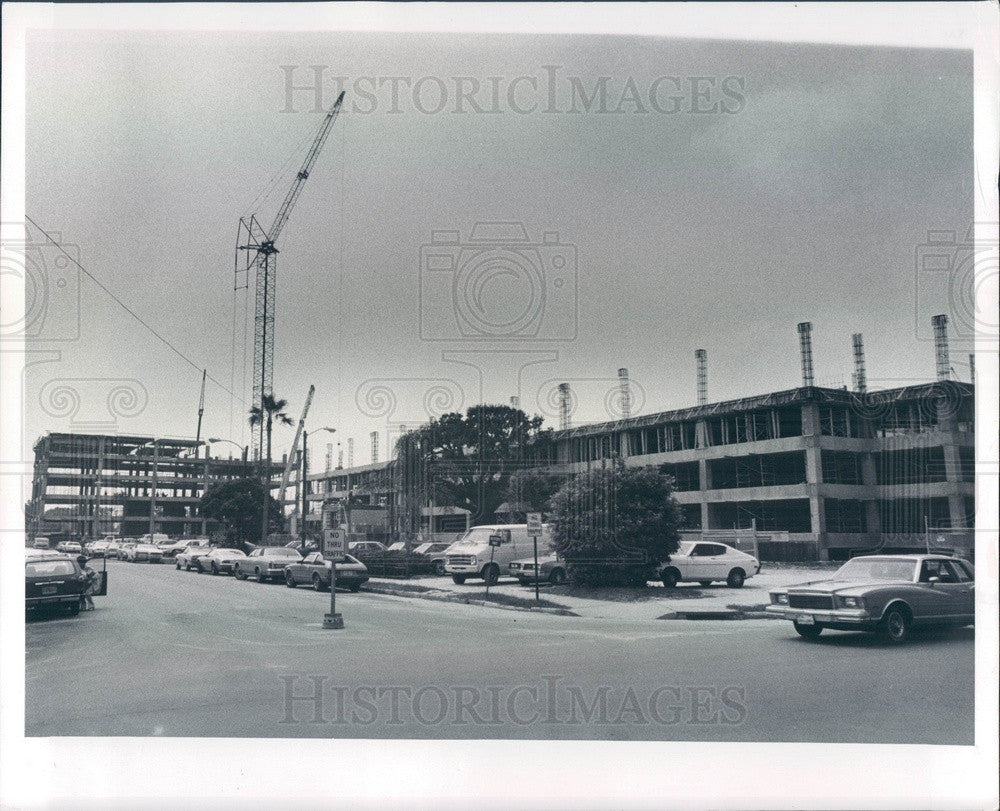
773 593 788 605
840 596 862 608
469 556 477 566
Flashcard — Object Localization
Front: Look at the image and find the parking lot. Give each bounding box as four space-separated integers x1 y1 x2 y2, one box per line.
25 558 975 742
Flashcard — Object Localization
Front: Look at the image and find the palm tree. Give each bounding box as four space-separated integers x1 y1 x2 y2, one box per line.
249 393 294 475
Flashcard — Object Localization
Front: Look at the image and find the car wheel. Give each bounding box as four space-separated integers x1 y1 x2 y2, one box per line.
451 574 466 585
349 583 361 593
312 573 325 592
234 567 246 581
433 561 446 576
698 580 712 588
549 568 567 586
175 560 181 570
879 605 912 644
254 568 264 583
793 621 823 638
211 562 220 576
661 568 680 588
68 602 81 616
726 569 746 588
482 564 500 586
285 571 296 588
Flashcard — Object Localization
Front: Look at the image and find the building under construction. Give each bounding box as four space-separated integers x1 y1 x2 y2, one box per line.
27 433 281 540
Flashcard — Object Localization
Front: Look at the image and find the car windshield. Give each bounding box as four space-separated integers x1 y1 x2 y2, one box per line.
454 528 499 546
221 549 246 557
266 549 299 557
676 541 695 555
27 560 77 577
832 558 917 582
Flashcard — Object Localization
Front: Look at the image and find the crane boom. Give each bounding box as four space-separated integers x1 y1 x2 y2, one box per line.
267 90 345 244
279 384 315 505
195 369 207 455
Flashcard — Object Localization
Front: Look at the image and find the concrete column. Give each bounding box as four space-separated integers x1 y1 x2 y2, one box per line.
937 399 968 530
695 419 709 449
802 403 827 556
698 459 712 532
201 450 210 536
861 453 881 534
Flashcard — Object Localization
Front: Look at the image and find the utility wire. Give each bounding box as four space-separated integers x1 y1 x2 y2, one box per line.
24 214 246 404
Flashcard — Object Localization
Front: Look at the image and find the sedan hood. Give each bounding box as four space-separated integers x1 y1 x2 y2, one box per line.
784 578 909 595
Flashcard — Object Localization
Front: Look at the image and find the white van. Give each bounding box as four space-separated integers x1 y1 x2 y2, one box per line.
444 524 552 586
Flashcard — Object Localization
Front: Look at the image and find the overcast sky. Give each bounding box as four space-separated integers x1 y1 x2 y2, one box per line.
24 30 973 464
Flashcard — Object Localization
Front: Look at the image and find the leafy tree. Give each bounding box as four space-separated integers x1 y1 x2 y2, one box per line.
549 459 682 586
200 478 282 545
505 469 567 515
395 405 546 525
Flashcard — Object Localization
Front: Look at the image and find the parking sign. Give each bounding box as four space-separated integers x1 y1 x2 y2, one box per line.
323 529 346 561
526 513 542 536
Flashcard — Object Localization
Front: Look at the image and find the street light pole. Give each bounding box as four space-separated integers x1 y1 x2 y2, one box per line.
301 429 308 545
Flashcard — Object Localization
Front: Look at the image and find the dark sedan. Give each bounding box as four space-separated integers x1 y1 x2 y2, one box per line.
767 554 975 643
26 552 87 615
284 552 369 592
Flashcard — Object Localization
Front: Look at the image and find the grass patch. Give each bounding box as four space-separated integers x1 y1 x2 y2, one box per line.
367 582 438 594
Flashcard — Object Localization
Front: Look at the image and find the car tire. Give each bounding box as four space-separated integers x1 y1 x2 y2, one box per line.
699 580 713 588
211 562 220 576
254 568 264 583
234 567 246 581
793 621 823 638
68 602 81 616
451 574 466 585
175 560 181 570
312 573 325 592
549 568 567 586
879 605 912 644
482 564 500 586
433 561 446 576
349 583 361 593
726 569 746 588
285 571 296 588
661 568 680 588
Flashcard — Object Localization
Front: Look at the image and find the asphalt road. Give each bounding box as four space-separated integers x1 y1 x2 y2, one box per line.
25 560 974 743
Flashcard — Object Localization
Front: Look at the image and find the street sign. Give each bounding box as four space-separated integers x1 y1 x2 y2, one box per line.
323 528 346 561
488 535 502 548
526 513 542 536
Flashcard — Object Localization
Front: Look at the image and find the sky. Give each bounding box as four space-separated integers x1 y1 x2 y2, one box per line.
23 30 974 465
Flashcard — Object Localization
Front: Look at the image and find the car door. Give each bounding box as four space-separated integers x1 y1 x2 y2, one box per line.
684 544 715 580
938 560 974 621
913 559 963 620
700 544 731 580
305 553 327 583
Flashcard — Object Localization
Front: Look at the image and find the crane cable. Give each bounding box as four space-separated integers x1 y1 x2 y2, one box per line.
23 214 246 404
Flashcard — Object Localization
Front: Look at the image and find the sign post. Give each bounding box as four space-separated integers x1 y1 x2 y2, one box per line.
486 534 502 598
527 513 542 603
322 528 346 629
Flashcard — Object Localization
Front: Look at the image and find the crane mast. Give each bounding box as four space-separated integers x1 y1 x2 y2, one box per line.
237 91 345 461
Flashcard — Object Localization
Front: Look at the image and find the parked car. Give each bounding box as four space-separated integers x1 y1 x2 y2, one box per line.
233 547 303 582
25 552 87 616
87 540 112 558
348 541 389 557
105 540 122 559
196 547 247 575
32 536 51 549
176 544 213 571
766 554 975 644
445 524 553 586
56 541 83 555
124 542 163 563
412 542 452 576
510 553 568 586
657 541 760 589
284 552 369 592
160 537 209 558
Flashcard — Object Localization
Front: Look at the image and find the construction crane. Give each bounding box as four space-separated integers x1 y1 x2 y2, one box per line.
279 384 314 506
236 90 345 461
194 369 207 457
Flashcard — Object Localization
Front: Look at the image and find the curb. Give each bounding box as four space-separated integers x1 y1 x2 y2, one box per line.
361 583 579 617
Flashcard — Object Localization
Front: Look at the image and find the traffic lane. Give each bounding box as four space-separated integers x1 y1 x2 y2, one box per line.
26 561 974 742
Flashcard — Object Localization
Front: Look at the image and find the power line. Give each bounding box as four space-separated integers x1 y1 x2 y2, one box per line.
24 214 245 404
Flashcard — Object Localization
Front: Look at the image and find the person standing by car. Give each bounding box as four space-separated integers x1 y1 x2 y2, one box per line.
77 555 97 611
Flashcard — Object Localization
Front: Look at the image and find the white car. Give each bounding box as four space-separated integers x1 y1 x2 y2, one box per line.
56 541 83 555
657 541 760 589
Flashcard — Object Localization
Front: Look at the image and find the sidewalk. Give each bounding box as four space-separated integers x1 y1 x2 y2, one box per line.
364 563 839 621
